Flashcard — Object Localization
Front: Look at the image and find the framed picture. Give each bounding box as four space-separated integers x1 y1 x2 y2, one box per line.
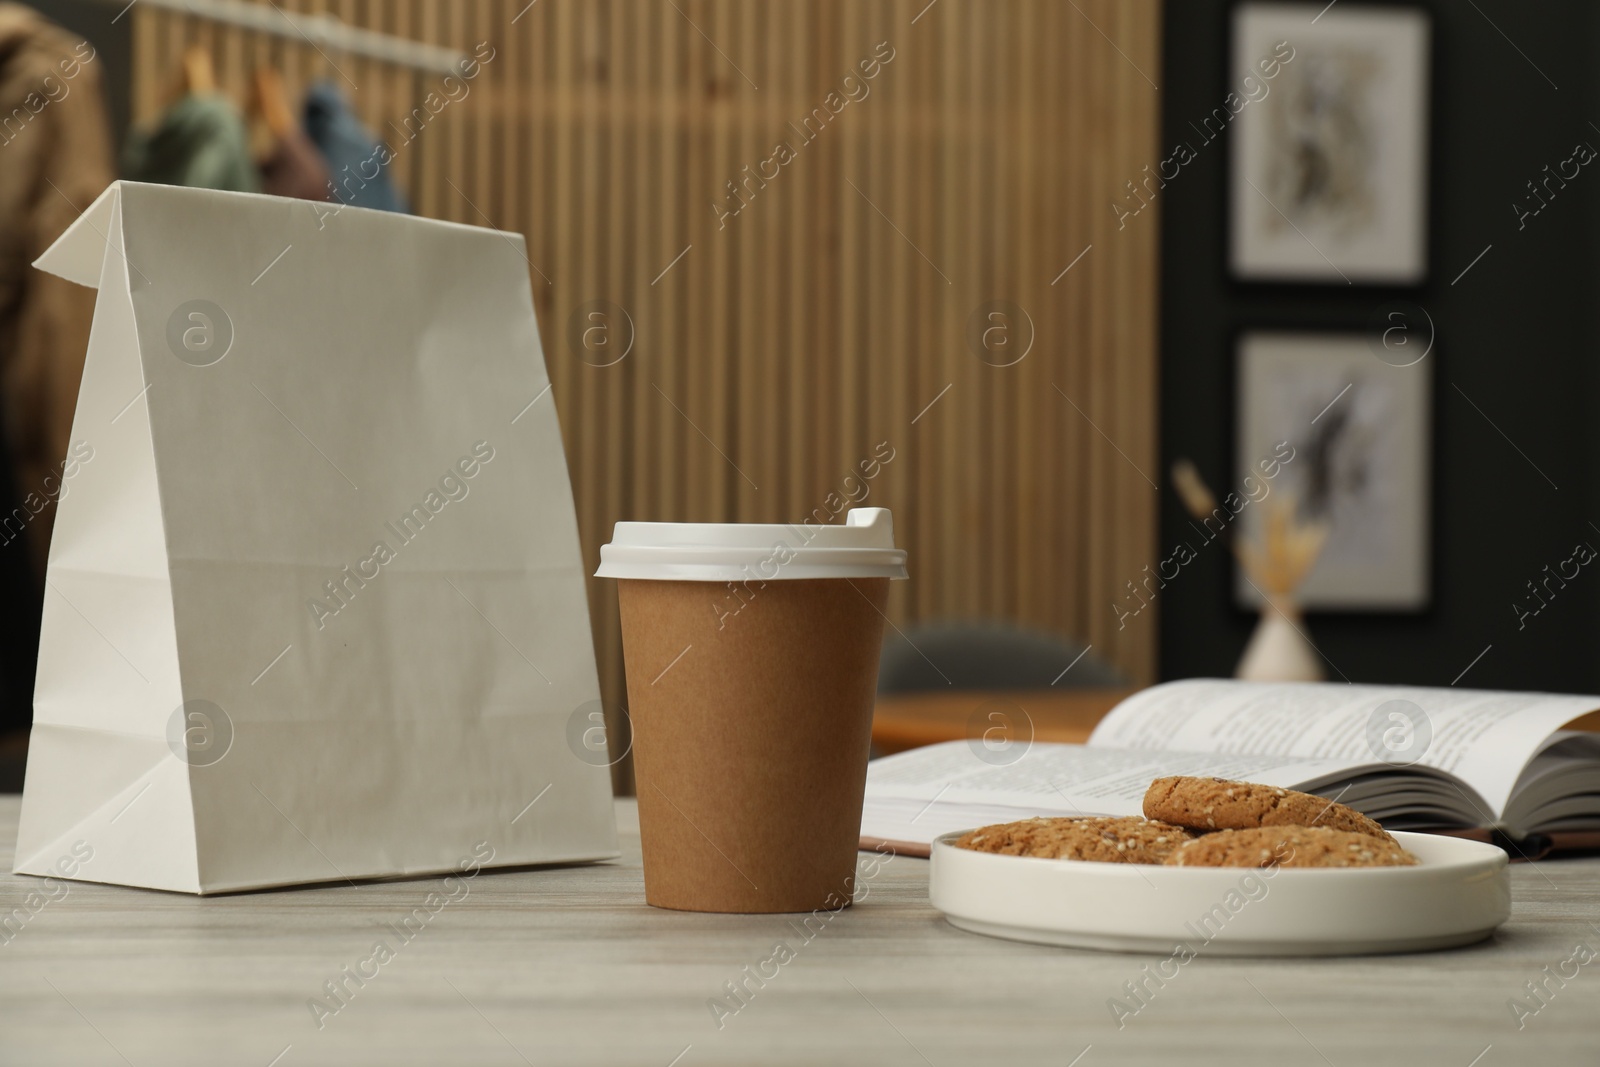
1235 332 1431 611
1230 3 1431 284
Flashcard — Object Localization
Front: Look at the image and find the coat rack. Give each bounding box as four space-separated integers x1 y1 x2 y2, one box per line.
98 0 469 75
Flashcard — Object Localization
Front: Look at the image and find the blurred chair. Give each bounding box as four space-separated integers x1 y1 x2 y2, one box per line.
877 620 1126 693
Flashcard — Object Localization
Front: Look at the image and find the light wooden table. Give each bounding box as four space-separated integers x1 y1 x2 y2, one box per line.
3 796 1598 1066
872 689 1135 755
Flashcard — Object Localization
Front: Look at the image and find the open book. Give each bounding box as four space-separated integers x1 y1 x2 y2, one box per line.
861 680 1600 858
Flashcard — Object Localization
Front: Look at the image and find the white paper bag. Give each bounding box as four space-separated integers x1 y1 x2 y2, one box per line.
13 181 618 893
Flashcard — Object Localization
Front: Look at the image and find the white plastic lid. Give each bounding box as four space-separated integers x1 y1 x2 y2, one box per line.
596 507 908 582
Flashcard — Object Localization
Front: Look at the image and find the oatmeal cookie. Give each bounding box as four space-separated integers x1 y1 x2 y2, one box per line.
1165 825 1418 868
1143 776 1392 840
954 816 1194 863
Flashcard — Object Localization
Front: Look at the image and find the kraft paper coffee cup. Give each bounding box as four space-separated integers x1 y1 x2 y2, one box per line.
596 508 908 913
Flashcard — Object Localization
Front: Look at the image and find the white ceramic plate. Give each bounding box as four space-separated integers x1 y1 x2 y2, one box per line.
929 830 1510 956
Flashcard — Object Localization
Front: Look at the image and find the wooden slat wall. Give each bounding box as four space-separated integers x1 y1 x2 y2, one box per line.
130 0 1162 793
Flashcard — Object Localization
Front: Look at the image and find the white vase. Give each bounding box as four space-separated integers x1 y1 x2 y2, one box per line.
1235 600 1324 682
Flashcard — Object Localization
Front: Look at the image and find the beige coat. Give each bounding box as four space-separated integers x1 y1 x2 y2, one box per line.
0 4 113 580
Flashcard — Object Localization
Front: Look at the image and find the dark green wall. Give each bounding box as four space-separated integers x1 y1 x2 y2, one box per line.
1158 0 1600 691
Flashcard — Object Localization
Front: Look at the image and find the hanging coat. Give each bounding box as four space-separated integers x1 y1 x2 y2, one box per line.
123 92 259 193
303 80 408 213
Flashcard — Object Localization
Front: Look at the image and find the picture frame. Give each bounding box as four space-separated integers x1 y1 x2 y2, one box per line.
1234 331 1431 611
1229 3 1431 284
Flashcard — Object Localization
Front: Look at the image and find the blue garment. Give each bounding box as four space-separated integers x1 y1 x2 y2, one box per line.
302 81 408 213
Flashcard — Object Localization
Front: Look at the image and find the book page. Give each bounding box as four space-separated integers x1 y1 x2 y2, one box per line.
865 740 1370 815
1088 680 1600 816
